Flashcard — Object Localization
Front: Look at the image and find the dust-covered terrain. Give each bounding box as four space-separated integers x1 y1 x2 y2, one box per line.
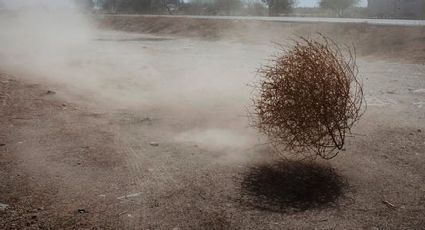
1 10 425 230
100 15 425 64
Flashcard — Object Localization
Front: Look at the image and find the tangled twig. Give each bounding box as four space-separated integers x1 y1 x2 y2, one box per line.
252 35 365 159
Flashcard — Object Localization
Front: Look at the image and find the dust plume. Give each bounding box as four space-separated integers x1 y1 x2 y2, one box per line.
0 0 96 97
0 1 265 155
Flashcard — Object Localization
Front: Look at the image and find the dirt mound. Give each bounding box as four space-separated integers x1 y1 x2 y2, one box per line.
98 15 425 63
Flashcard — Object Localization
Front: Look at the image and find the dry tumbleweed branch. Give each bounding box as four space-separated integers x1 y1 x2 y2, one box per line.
253 35 365 159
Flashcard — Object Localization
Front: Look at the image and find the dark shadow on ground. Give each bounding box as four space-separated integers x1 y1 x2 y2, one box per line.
240 160 346 213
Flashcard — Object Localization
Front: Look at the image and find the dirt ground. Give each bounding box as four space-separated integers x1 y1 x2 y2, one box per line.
99 15 425 64
1 16 425 229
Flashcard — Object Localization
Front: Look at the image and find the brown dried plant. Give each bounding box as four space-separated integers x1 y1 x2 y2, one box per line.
253 35 365 159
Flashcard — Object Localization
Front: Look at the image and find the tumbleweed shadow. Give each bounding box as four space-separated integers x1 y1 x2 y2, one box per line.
240 160 346 212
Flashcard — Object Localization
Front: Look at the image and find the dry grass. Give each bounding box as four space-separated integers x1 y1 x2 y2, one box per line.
253 35 365 159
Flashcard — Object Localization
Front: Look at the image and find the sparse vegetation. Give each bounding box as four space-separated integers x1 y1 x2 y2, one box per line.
101 0 182 14
261 0 296 16
422 2 425 19
319 0 360 17
244 0 268 16
253 35 365 159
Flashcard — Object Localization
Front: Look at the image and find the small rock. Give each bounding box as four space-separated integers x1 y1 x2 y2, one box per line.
117 192 142 200
418 129 422 133
149 142 159 147
0 203 9 211
0 143 5 147
46 90 56 95
413 89 425 94
140 117 152 123
31 215 37 219
77 208 87 214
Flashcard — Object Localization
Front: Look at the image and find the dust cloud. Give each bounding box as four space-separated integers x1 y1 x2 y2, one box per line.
0 1 267 154
0 0 95 88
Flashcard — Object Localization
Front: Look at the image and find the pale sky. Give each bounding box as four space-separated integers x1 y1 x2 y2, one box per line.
2 0 369 9
180 0 368 8
1 0 76 9
296 0 368 7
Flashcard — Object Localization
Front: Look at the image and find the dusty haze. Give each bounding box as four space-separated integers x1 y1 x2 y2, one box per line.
0 2 265 154
2 1 425 156
1 2 425 229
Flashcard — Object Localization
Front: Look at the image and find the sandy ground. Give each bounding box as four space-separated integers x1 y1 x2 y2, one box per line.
1 16 425 229
99 15 425 64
